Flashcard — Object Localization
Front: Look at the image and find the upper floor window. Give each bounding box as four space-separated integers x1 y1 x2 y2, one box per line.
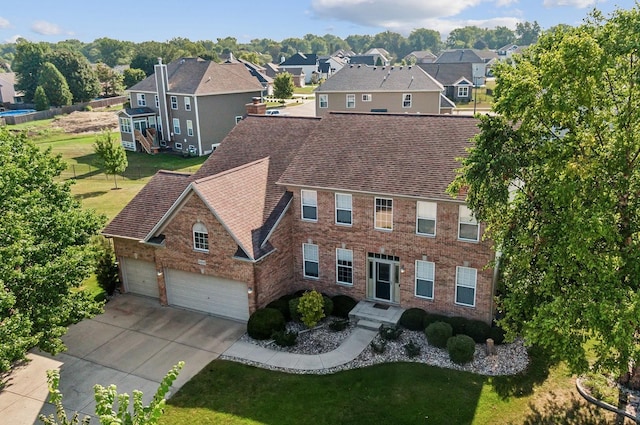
154 95 159 108
415 260 435 299
170 96 178 110
416 201 437 236
303 243 319 278
402 93 412 108
136 93 146 107
362 94 372 102
184 97 191 111
346 94 355 108
319 94 328 108
119 117 131 133
193 222 209 252
172 118 181 135
186 120 194 136
457 86 469 98
458 205 479 242
375 197 393 230
335 193 352 225
336 248 353 285
455 266 477 307
301 190 317 221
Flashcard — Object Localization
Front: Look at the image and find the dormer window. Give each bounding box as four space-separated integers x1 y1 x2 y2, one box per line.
193 222 209 252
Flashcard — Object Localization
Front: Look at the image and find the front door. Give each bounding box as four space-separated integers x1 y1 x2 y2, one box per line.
134 119 148 133
375 261 392 301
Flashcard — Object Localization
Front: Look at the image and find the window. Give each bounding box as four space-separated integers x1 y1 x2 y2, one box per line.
136 93 146 107
172 118 181 135
184 97 191 111
457 86 469 98
402 93 412 108
193 222 209 251
336 248 353 285
119 117 131 133
362 94 372 102
319 94 328 108
301 190 317 221
415 260 435 299
458 205 479 241
175 142 182 150
303 243 319 278
455 266 477 307
346 94 355 108
154 95 159 108
335 193 352 225
170 96 178 110
186 120 194 136
375 197 393 230
416 201 436 236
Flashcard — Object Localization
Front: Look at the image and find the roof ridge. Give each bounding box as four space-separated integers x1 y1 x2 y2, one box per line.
194 157 269 183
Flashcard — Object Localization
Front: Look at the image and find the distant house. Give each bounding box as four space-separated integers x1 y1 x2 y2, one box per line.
350 48 391 66
279 53 318 84
119 57 263 156
0 73 24 105
314 64 453 116
435 49 498 85
224 54 274 96
318 55 347 80
496 44 529 62
404 50 437 64
418 63 475 103
277 68 306 88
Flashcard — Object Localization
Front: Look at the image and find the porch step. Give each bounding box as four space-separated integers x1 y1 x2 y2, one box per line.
349 300 405 328
356 319 383 331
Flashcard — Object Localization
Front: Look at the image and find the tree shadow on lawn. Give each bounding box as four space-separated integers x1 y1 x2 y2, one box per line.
491 345 559 399
74 191 109 200
515 395 616 424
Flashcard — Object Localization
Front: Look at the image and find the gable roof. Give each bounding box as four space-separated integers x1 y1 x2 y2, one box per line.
128 57 263 95
315 64 443 92
349 55 376 65
281 53 318 66
405 50 437 61
278 112 480 201
418 62 474 86
435 49 497 64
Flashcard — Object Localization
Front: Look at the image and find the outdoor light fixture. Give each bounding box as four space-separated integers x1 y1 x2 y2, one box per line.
400 265 406 274
248 287 254 294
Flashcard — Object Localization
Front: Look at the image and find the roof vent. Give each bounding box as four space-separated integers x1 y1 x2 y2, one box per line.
373 67 377 70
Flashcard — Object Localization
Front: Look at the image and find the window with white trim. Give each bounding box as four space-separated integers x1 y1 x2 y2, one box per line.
455 266 477 307
301 190 317 221
335 193 352 225
402 93 412 108
119 117 131 133
175 142 182 150
416 201 436 236
303 243 319 278
457 86 469 98
193 222 209 251
458 205 479 241
170 96 178 110
362 94 372 102
172 118 181 135
186 120 194 136
346 94 355 108
184 97 191 111
319 94 328 108
336 248 353 285
154 95 159 108
136 93 146 107
375 197 393 230
415 260 435 299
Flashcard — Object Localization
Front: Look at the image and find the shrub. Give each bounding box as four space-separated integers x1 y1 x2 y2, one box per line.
322 294 334 317
447 316 470 335
272 330 297 347
489 325 506 345
297 290 325 328
84 105 93 111
95 238 120 296
465 320 492 343
404 340 421 358
331 294 357 318
399 308 427 331
289 298 301 322
447 334 476 364
370 339 387 354
328 318 349 331
380 325 403 341
266 298 291 322
423 312 449 329
425 321 453 348
247 308 285 340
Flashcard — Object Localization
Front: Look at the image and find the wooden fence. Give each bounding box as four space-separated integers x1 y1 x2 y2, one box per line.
2 96 127 125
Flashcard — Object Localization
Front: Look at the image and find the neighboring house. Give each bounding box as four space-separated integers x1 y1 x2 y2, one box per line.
0 72 24 105
314 64 452 116
496 44 529 62
277 68 305 88
418 63 475 103
435 49 498 85
103 111 496 324
318 55 347 80
365 48 392 64
118 57 263 156
404 50 438 64
279 53 318 84
224 54 274 96
350 49 391 66
264 62 280 79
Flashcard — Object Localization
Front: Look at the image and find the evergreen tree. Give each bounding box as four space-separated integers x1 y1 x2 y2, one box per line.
38 62 72 107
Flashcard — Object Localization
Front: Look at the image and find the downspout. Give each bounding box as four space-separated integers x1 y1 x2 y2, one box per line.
193 95 202 155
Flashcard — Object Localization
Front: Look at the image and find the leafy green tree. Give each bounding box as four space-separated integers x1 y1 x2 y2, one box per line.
445 26 485 49
13 38 50 102
34 85 50 111
95 62 124 97
38 62 72 106
487 26 517 49
93 37 134 67
448 5 640 399
345 34 373 54
48 49 100 103
273 72 294 99
95 238 120 296
94 131 128 189
123 67 146 88
0 128 104 367
515 20 541 45
408 28 443 55
371 31 409 61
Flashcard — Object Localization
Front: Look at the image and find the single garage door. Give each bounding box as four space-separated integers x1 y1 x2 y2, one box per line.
121 258 159 299
166 269 250 321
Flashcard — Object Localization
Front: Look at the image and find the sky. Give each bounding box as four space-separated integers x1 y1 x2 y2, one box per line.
0 0 637 45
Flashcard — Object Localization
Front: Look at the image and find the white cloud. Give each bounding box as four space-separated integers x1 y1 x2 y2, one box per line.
0 17 10 29
495 0 518 6
543 0 595 7
5 34 22 43
414 16 521 37
31 20 64 36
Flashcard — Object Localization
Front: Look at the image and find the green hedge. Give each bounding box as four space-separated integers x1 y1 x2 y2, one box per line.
425 321 452 348
247 308 285 340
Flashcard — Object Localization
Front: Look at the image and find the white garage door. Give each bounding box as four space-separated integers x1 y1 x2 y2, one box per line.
166 269 250 321
121 258 158 299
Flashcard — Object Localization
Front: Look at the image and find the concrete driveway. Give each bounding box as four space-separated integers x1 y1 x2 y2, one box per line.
0 294 245 424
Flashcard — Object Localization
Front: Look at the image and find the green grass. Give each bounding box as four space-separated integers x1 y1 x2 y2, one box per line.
294 85 319 95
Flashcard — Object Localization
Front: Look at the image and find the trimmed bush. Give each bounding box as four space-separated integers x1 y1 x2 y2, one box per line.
370 339 387 354
266 298 291 322
272 330 297 347
423 312 449 329
447 334 476 364
404 340 421 358
447 316 470 335
328 318 349 332
379 325 403 341
247 308 285 340
331 294 357 318
425 321 453 348
489 325 506 345
465 320 492 343
399 308 427 331
297 290 325 328
322 295 334 317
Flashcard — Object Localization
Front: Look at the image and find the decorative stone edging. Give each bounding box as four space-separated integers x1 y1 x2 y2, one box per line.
575 376 639 423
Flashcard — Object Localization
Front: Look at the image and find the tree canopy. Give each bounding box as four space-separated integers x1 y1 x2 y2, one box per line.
0 128 105 370
273 72 294 99
38 62 72 107
449 6 640 378
94 131 128 189
48 49 101 103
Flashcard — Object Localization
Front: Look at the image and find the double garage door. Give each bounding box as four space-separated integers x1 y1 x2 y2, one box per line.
121 259 250 321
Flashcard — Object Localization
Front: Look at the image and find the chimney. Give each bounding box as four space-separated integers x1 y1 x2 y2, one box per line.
245 97 266 115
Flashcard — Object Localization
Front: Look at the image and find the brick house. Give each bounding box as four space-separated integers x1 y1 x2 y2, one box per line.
103 111 496 323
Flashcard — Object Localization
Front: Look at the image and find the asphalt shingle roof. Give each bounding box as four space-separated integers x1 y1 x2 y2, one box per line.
316 64 442 92
418 63 474 86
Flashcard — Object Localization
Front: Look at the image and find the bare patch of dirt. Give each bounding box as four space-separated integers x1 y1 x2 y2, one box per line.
51 110 119 134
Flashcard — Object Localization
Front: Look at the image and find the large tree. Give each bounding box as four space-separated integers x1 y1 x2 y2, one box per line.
48 49 100 103
408 28 443 54
449 5 640 385
0 128 104 370
38 62 72 107
273 72 294 100
13 38 50 102
95 62 124 97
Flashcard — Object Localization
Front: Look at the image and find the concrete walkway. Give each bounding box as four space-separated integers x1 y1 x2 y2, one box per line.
223 327 377 370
